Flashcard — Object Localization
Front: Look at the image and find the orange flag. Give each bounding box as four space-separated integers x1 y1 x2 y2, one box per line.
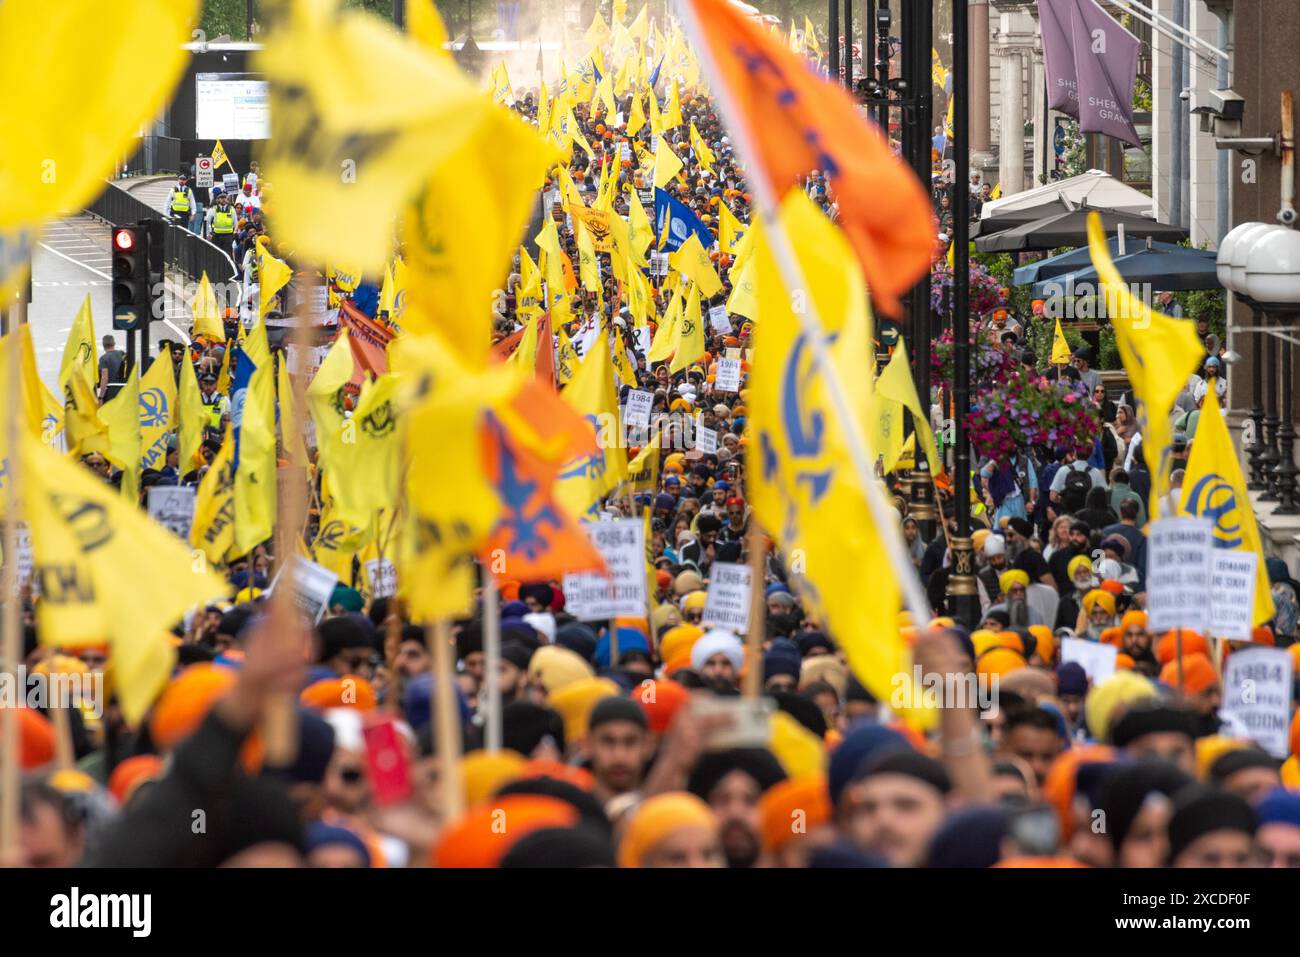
679 0 934 315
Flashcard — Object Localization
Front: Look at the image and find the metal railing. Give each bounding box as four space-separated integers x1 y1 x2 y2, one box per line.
85 181 241 297
120 135 182 177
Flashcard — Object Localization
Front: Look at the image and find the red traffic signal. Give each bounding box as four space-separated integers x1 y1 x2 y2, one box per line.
113 228 136 251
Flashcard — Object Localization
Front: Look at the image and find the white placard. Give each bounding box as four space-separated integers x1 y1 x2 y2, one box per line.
650 251 670 277
562 519 647 620
222 171 240 193
696 425 718 454
708 304 731 335
1220 646 1294 758
1208 551 1257 641
147 486 196 541
1060 637 1118 686
195 156 214 188
701 562 752 633
364 558 397 599
1145 517 1213 633
572 315 601 358
268 556 339 624
625 389 654 428
715 357 742 392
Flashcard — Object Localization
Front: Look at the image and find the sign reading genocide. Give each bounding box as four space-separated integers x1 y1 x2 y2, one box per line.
1219 646 1294 758
365 558 397 599
563 518 646 620
147 486 196 541
708 304 731 335
701 562 752 633
714 357 742 392
696 425 718 454
1146 517 1212 634
624 389 654 428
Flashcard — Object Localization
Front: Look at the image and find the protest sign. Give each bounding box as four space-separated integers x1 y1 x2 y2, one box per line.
1145 517 1212 633
147 486 196 541
563 519 647 620
1060 637 1118 685
701 562 753 633
1220 646 1294 758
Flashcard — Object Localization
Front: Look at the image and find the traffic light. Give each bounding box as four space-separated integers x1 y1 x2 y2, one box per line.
111 225 149 330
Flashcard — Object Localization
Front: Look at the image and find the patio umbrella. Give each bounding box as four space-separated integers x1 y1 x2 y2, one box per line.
1013 237 1189 286
974 207 1187 253
971 199 1071 239
1030 245 1221 298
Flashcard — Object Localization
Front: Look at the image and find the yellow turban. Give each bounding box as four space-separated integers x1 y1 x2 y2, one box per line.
461 750 527 807
659 624 704 664
1082 589 1117 617
527 645 594 697
1067 554 1094 583
971 629 1000 657
1085 671 1158 742
972 528 991 552
548 677 621 744
618 792 718 868
681 590 708 612
769 710 827 779
999 570 1030 594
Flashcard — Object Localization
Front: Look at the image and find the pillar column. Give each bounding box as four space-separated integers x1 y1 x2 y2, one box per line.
971 0 991 155
998 48 1024 194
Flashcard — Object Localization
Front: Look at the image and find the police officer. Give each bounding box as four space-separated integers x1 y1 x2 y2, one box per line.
168 175 195 227
208 190 236 255
198 372 229 430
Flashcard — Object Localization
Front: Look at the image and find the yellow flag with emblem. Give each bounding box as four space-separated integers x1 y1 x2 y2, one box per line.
648 283 684 363
190 271 226 341
17 430 228 723
211 139 230 171
277 355 309 468
628 190 655 264
584 10 612 49
100 365 141 502
536 215 574 322
307 330 355 469
652 135 682 188
312 473 369 585
63 367 109 459
746 191 925 722
178 348 207 472
555 334 628 520
328 374 402 533
137 354 177 474
59 296 98 393
402 103 560 366
577 220 602 293
1051 316 1071 365
191 422 237 566
874 339 942 477
626 431 662 494
1177 380 1276 627
670 232 722 298
612 329 638 387
718 203 746 254
491 62 514 105
669 281 705 374
233 324 276 554
1087 213 1203 517
805 16 822 57
664 80 684 128
689 121 716 171
556 327 580 385
254 0 488 271
256 237 292 318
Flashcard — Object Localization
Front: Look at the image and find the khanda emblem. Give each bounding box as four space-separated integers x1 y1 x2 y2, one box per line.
360 399 396 438
779 331 834 504
584 215 613 248
139 388 169 428
1181 473 1244 548
76 342 92 368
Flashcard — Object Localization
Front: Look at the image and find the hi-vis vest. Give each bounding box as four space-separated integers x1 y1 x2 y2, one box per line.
212 208 235 234
170 189 191 214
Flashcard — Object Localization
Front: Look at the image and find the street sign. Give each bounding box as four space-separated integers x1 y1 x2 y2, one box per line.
195 156 214 188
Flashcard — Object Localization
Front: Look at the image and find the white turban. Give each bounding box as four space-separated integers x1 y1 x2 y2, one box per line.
690 629 744 672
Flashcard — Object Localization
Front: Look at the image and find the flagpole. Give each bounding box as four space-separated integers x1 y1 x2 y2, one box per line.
742 522 767 699
675 0 933 629
426 618 464 822
0 290 25 863
482 576 503 752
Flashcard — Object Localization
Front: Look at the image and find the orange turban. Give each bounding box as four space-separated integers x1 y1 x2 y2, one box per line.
759 775 831 852
0 707 55 770
1029 625 1055 664
300 676 378 712
1251 626 1276 646
978 647 1026 680
659 624 704 664
1100 627 1123 648
1043 744 1115 841
1120 610 1148 633
634 678 691 734
434 795 579 868
1099 579 1125 596
150 663 237 750
461 750 528 807
548 677 620 743
1115 653 1135 671
520 759 596 792
617 792 718 868
1156 630 1210 665
1160 653 1219 694
108 754 164 805
1291 707 1300 758
994 631 1024 654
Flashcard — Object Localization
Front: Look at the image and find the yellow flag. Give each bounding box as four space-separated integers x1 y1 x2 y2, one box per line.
254 1 487 271
871 393 905 473
577 220 602 293
629 3 649 42
612 330 638 387
100 366 141 502
670 232 722 298
653 137 684 190
537 81 552 136
556 336 628 520
555 328 580 385
613 0 628 25
191 422 237 566
669 282 705 374
516 247 544 319
277 355 309 468
0 325 46 442
406 0 450 51
37 377 63 450
536 215 573 321
626 430 661 493
18 431 227 723
717 203 746 254
307 331 355 470
63 367 109 460
874 340 942 476
689 121 716 172
402 103 560 367
256 237 292 318
627 92 647 137
233 336 276 554
312 472 369 585
215 336 232 395
1177 381 1276 627
509 312 542 372
491 61 514 105
628 190 655 263
561 104 595 157
648 88 664 137
664 79 685 128
593 72 618 120
59 295 98 393
648 284 684 363
1086 213 1203 516
190 272 225 341
178 348 207 473
137 354 177 474
1051 317 1071 365
0 0 197 234
584 10 612 49
378 262 396 316
211 139 230 171
747 191 922 719
805 16 822 57
329 374 402 533
613 54 633 97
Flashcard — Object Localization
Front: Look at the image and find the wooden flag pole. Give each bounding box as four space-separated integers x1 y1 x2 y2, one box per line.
742 522 767 699
427 618 464 822
1 293 27 862
1176 627 1185 695
482 577 503 752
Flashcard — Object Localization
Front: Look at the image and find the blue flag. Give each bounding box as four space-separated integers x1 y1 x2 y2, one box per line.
649 56 664 88
654 188 714 253
230 346 257 470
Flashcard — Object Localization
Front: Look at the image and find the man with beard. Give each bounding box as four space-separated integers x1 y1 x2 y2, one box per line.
690 630 745 692
1110 705 1198 776
687 749 787 867
584 696 654 803
838 750 952 867
976 534 1009 604
496 640 533 706
1048 521 1092 596
1117 610 1157 676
